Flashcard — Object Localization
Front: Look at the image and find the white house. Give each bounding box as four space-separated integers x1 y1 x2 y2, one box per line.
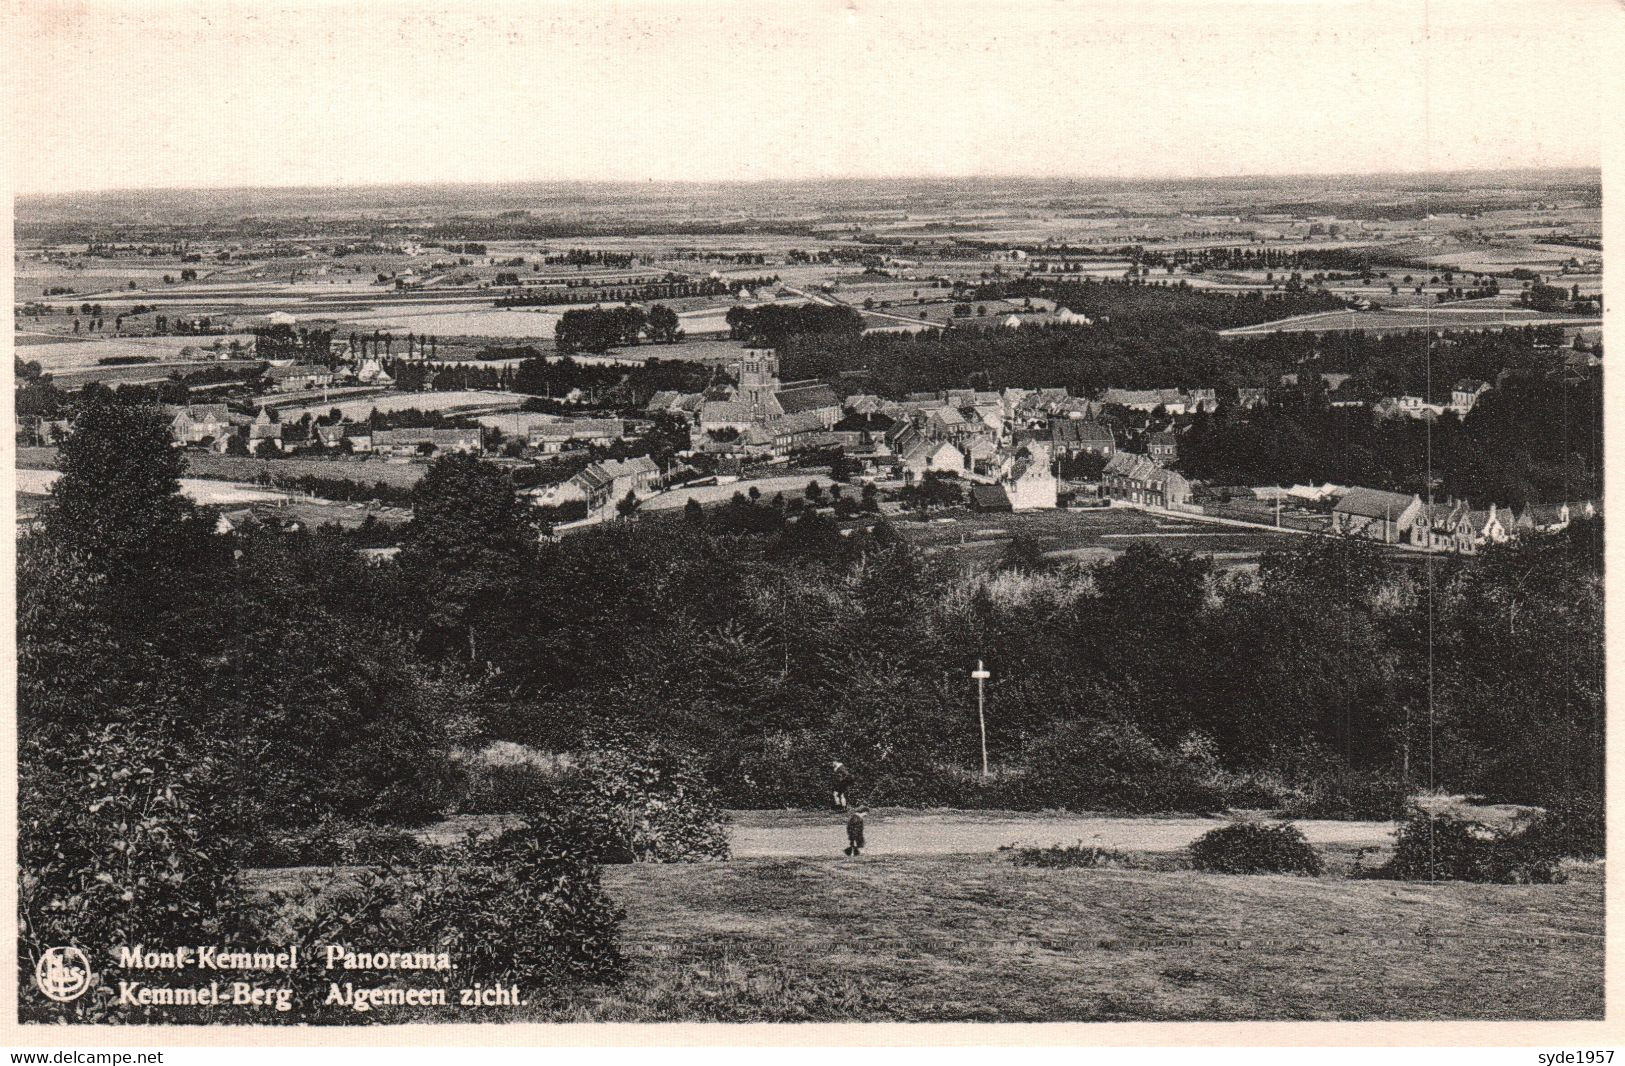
1004 442 1058 510
900 440 965 480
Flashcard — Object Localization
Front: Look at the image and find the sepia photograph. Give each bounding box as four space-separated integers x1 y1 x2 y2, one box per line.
4 0 1614 1044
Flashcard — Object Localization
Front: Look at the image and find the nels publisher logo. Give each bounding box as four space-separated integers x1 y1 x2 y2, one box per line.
35 946 93 1002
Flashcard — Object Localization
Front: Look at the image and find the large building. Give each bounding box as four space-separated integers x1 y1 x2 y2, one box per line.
1101 452 1192 508
1330 488 1423 543
1051 420 1115 457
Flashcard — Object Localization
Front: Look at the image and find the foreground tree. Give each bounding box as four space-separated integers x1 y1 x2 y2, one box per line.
44 389 205 574
401 453 536 662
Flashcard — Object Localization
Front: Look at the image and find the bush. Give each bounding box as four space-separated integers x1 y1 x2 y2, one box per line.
1014 721 1229 814
521 738 731 863
460 760 561 815
1371 809 1570 884
1516 797 1605 861
251 819 432 868
1009 842 1129 869
18 725 250 1022
712 733 830 808
257 830 625 1023
1189 821 1324 875
1279 765 1409 821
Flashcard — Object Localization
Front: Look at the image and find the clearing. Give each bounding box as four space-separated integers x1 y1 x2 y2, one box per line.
893 506 1298 566
553 855 1603 1021
247 808 1600 1022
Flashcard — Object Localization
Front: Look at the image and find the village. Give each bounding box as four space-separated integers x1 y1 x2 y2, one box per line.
18 326 1599 561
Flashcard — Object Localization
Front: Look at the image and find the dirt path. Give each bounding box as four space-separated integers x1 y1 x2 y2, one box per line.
726 808 1398 858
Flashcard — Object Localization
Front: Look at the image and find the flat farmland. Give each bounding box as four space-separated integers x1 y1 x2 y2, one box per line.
1393 241 1595 273
15 334 260 371
273 388 527 420
17 467 296 507
51 362 261 388
894 505 1298 566
1219 306 1601 337
645 473 838 510
332 307 567 338
184 453 428 490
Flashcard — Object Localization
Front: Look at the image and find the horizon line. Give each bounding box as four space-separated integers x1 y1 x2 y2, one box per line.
15 163 1603 203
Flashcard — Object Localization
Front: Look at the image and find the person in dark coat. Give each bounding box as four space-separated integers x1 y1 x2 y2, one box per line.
830 760 853 810
844 807 867 856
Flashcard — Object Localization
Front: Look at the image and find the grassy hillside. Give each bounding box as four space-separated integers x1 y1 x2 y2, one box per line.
518 854 1602 1022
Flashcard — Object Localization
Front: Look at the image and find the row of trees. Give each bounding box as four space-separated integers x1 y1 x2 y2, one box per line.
1175 372 1601 506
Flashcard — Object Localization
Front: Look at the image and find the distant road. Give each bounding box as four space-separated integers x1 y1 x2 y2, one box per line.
781 283 946 330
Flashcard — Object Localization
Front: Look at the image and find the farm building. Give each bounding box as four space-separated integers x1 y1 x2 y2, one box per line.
1051 420 1115 457
528 419 624 453
372 427 483 457
556 455 663 514
1100 387 1188 414
265 364 335 392
1330 488 1424 543
167 403 234 445
773 381 843 428
1146 431 1179 463
1450 379 1491 415
249 407 280 443
900 440 966 480
968 484 1013 513
1003 443 1058 511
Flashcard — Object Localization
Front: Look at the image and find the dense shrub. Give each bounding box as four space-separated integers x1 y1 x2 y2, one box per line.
1189 821 1324 875
1517 798 1605 860
1216 774 1293 811
460 759 562 815
709 733 831 808
251 820 433 868
1279 766 1409 821
1373 811 1498 882
522 739 731 863
1014 721 1229 814
1369 809 1576 884
1009 842 1129 869
253 829 625 1023
18 726 249 1022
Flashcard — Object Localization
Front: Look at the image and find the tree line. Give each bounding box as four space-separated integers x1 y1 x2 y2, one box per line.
19 393 1601 858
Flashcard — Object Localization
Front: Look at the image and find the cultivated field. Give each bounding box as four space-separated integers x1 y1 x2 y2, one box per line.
1219 306 1602 337
273 389 527 420
183 453 429 489
644 474 839 510
14 333 258 372
16 467 295 507
893 505 1300 568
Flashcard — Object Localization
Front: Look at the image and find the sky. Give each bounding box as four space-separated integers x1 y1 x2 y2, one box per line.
7 0 1613 195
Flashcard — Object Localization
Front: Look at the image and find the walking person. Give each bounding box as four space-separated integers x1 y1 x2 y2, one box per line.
844 807 867 857
830 759 853 811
